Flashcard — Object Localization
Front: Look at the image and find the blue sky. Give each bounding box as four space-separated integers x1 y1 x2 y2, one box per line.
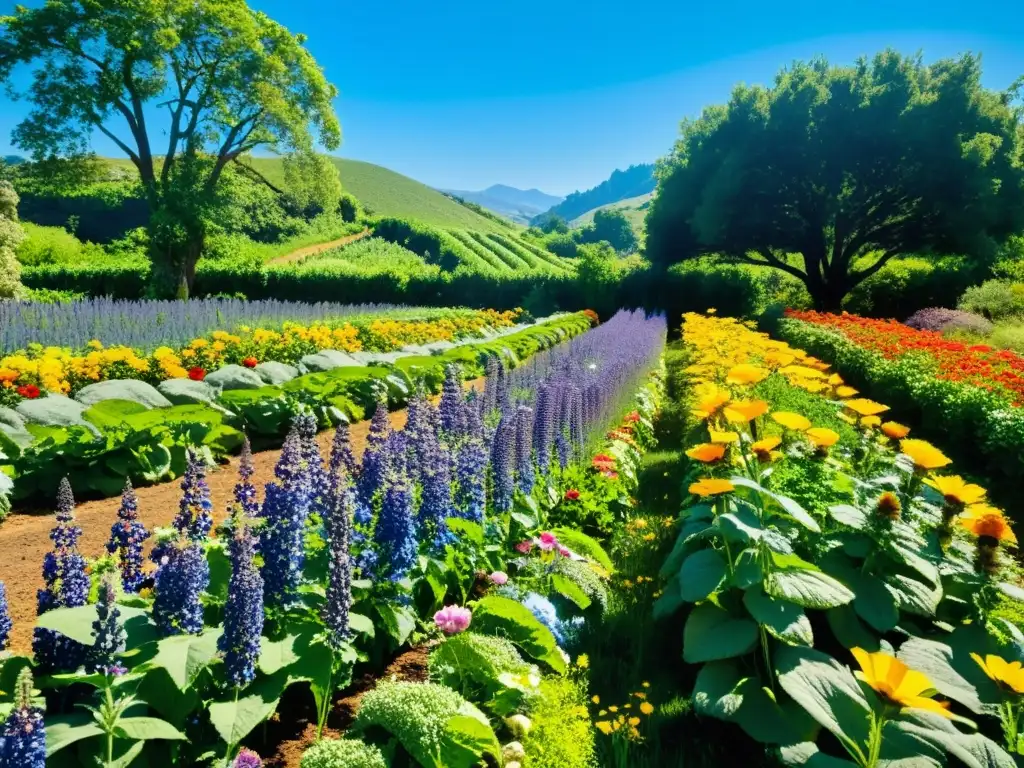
1 0 1022 195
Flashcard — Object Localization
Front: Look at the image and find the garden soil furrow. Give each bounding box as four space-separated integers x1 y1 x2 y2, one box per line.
0 378 482 653
267 228 370 264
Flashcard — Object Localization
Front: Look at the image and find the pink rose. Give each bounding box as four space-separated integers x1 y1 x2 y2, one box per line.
515 540 533 554
489 571 509 586
538 532 558 551
434 605 472 635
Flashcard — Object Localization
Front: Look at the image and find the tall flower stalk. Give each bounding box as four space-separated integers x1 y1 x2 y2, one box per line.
153 540 209 636
260 428 310 608
87 575 125 674
0 668 45 768
106 479 150 593
173 449 214 541
219 522 264 688
233 438 260 521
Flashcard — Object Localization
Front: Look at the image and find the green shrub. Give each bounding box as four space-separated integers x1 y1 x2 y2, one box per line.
958 279 1024 321
428 632 535 704
989 321 1024 353
15 222 107 266
843 256 978 318
522 676 598 768
300 739 386 768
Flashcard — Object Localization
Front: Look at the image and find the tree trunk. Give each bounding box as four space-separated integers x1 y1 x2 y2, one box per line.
147 209 204 299
811 278 848 312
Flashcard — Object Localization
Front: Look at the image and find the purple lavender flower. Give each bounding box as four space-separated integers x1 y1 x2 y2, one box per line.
0 581 11 651
173 449 214 542
515 405 536 495
33 478 90 672
483 355 501 414
153 541 209 636
324 450 355 646
0 668 45 768
233 438 260 521
260 430 310 608
417 439 456 551
219 525 264 687
905 307 994 334
454 436 488 523
533 383 558 471
439 364 467 439
107 479 150 593
329 422 358 483
358 399 391 511
233 749 263 768
87 576 125 674
373 472 417 583
490 412 516 513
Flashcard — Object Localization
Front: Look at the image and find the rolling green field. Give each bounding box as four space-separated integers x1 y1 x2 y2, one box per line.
571 191 652 235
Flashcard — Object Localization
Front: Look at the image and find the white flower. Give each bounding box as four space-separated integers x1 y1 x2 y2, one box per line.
505 714 532 738
502 741 526 761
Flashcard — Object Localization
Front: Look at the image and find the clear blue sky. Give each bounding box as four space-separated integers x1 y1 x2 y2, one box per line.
1 0 1022 196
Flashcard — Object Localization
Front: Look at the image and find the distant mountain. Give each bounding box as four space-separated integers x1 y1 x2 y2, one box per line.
441 184 563 225
535 164 656 225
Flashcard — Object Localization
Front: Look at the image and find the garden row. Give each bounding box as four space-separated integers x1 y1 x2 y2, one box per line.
659 311 1023 766
0 311 594 507
777 310 1024 506
0 309 667 768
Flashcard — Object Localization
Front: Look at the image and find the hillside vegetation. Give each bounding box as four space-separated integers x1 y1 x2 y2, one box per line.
536 163 655 224
571 192 652 235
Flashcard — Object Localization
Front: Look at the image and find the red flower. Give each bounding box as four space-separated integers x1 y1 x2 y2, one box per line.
625 411 641 423
564 489 580 501
242 357 258 369
582 309 600 326
16 384 40 399
188 367 206 381
592 453 616 472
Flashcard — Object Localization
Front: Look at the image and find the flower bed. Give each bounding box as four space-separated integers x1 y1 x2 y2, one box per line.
656 311 1023 764
0 309 667 768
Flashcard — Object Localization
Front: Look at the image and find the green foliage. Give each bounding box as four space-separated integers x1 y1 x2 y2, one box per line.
471 595 568 673
538 164 655 224
844 256 981 318
0 180 26 298
578 208 638 253
522 676 599 768
300 237 440 279
15 222 107 267
959 279 1024 321
428 632 536 705
646 50 1024 309
300 739 387 768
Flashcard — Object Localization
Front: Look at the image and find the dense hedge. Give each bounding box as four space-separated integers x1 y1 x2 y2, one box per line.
775 317 1024 508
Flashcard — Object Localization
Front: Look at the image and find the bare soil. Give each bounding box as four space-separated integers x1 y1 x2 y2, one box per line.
267 228 370 265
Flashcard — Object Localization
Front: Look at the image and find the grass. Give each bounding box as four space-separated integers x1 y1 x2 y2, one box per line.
570 192 652 235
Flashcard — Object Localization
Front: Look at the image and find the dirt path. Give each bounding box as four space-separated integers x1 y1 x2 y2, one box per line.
267 228 370 265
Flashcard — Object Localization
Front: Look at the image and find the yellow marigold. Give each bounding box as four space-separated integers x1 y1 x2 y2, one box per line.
751 436 783 463
686 443 727 463
806 427 839 448
924 476 986 508
844 398 890 417
640 702 655 715
689 478 735 497
726 364 769 385
692 386 731 420
835 385 859 398
724 399 769 423
628 716 641 727
960 505 1016 544
764 351 796 368
900 439 952 471
190 338 209 349
596 721 613 735
860 415 881 428
972 654 1024 694
880 421 910 439
851 648 952 718
772 412 811 431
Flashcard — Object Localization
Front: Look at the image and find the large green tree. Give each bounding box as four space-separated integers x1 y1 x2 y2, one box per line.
0 0 340 296
645 51 1024 309
579 207 638 253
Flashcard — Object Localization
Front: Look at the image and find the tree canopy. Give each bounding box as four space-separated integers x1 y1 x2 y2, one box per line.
645 50 1024 309
0 0 341 296
0 181 25 298
579 208 638 253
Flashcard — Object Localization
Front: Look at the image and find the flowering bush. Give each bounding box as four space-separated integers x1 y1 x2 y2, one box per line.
904 306 994 335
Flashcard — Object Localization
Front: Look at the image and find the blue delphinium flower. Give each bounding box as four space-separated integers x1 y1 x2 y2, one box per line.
173 449 214 541
490 412 516 513
533 382 558 471
234 438 260 520
106 479 150 593
260 429 309 608
515 405 535 495
483 354 501 414
0 581 11 651
33 477 90 672
87 576 125 674
417 438 456 552
454 436 487 523
219 524 263 688
438 364 466 439
522 592 584 646
0 668 45 768
373 469 417 583
358 399 391 512
296 412 328 519
324 448 355 647
153 541 209 636
330 422 358 483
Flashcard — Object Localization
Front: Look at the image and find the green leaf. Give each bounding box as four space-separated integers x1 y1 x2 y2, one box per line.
446 518 484 546
743 587 813 645
896 635 997 715
107 740 146 768
257 634 302 676
652 578 685 620
682 604 758 663
692 660 745 720
472 595 566 673
147 629 222 691
208 673 288 747
779 742 859 767
821 555 898 632
829 504 867 530
205 543 231 602
766 569 854 610
884 574 941 617
441 714 502 768
348 613 375 638
113 717 186 741
550 527 614 571
717 507 764 542
775 645 871 747
826 605 880 652
732 679 818 746
45 714 103 757
730 477 820 532
678 549 727 602
551 574 592 610
376 602 417 647
893 711 1014 768
136 668 199 728
36 604 155 648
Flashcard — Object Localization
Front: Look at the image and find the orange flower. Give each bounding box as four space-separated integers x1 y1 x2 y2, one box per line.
692 386 731 420
960 505 1017 545
709 429 740 444
772 412 811 431
751 436 782 462
844 398 890 417
685 443 727 463
723 399 769 423
924 476 986 508
880 422 910 439
689 478 735 497
726 364 769 386
851 648 953 718
806 427 839 448
900 439 951 471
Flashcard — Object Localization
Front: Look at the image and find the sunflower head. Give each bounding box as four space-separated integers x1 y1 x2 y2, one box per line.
960 504 1017 546
900 439 952 472
971 653 1024 694
875 491 902 520
689 478 735 497
685 443 727 463
851 648 952 718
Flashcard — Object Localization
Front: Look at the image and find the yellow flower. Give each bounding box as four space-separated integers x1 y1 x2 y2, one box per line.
596 721 613 735
640 702 654 715
924 476 986 507
692 386 731 420
608 706 619 713
628 716 641 727
860 415 882 428
592 695 601 704
576 654 590 669
971 654 1024 694
726 364 769 385
880 421 910 439
844 398 889 417
642 681 650 688
851 648 952 718
724 399 769 423
960 505 1017 545
708 429 739 445
772 412 812 431
642 532 656 542
751 436 782 463
706 308 717 314
900 439 952 471
806 427 839 448
689 478 735 497
835 385 859 398
686 443 727 463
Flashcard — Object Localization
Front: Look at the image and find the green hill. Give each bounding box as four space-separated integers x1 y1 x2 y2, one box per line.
571 192 652 235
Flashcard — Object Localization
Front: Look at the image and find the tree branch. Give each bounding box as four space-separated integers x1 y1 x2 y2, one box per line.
232 158 284 193
95 124 140 166
849 248 901 284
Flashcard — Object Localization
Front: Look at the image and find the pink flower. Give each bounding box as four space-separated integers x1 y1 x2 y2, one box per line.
515 540 533 554
558 546 571 557
538 532 558 551
489 571 509 586
434 605 472 635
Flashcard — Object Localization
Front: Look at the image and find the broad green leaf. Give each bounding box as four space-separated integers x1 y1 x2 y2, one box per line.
692 660 745 720
441 714 502 768
717 506 763 542
766 570 854 610
376 602 417 647
136 668 199 727
779 742 859 767
348 612 375 637
829 504 867 530
652 578 685 620
893 710 1013 768
743 587 813 645
35 605 154 648
113 716 185 741
682 604 757 663
732 679 818 746
821 556 898 632
208 673 288 747
107 740 146 768
472 596 566 673
550 527 614 571
826 604 880 651
257 634 302 676
775 645 872 747
148 629 223 691
678 549 727 603
446 518 484 546
731 477 820 532
896 637 988 714
45 714 103 756
205 543 231 602
884 574 941 617
551 574 592 610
